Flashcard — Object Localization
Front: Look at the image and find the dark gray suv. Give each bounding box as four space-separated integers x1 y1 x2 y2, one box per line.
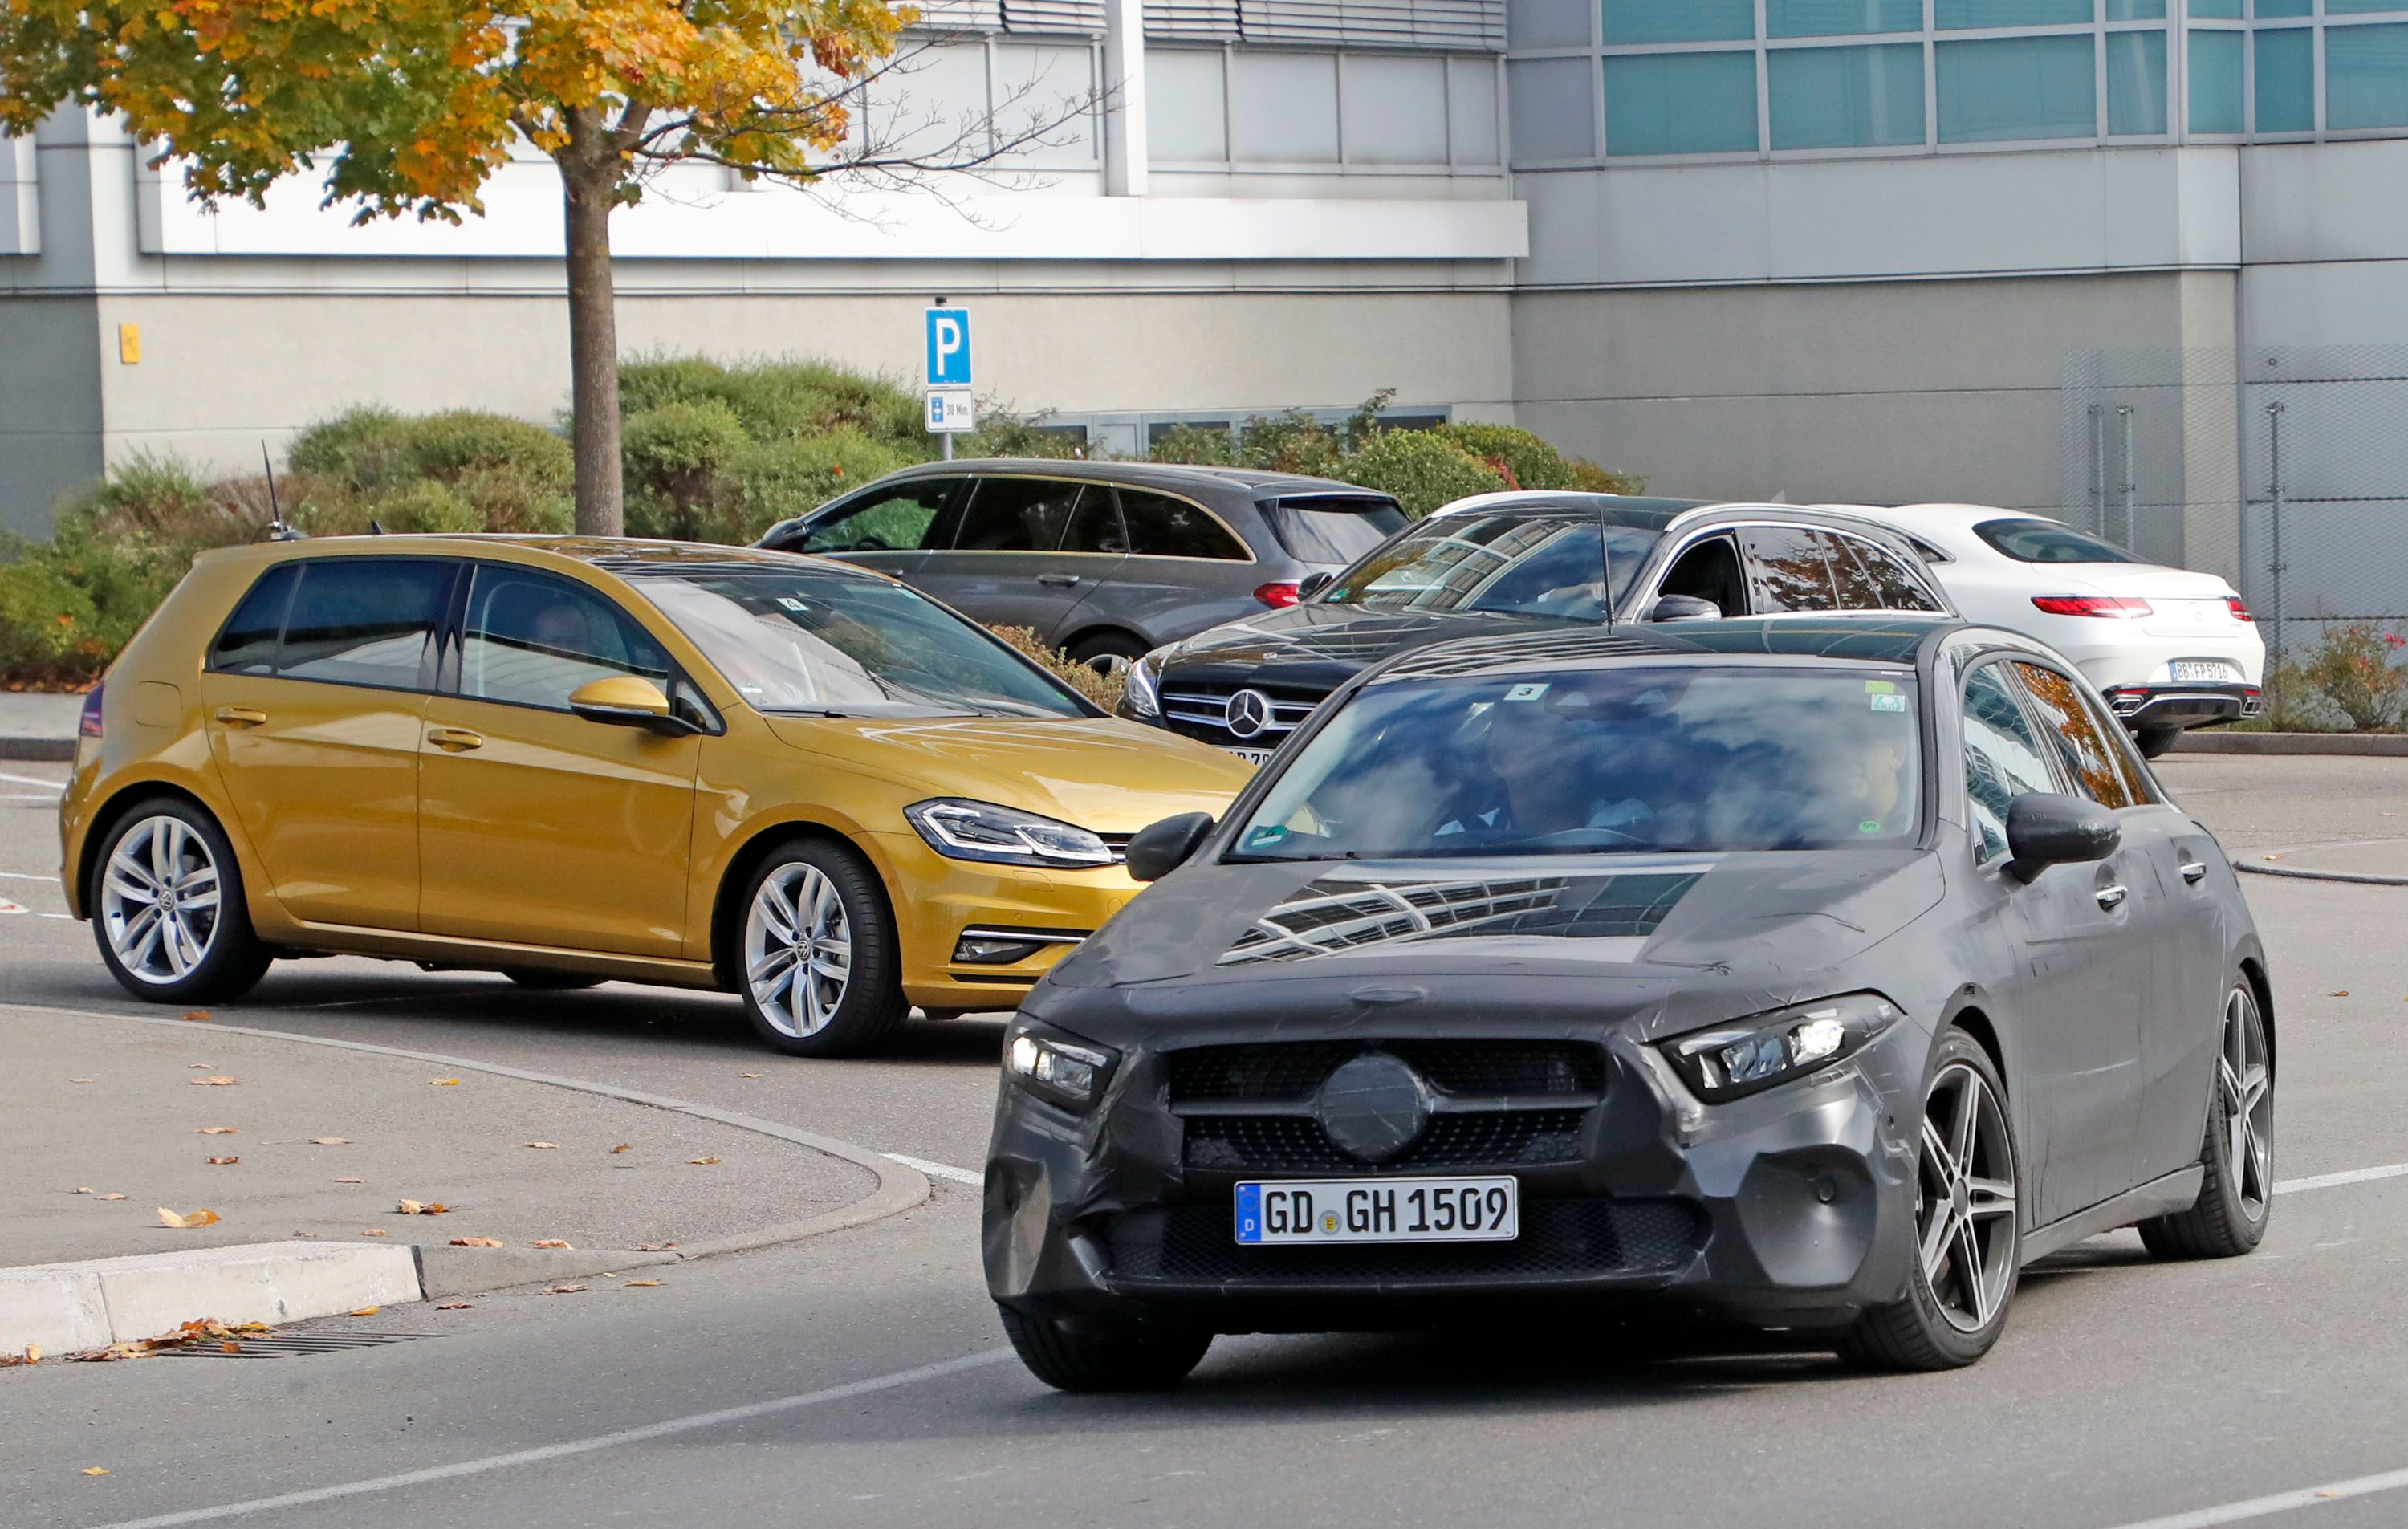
755 461 1408 669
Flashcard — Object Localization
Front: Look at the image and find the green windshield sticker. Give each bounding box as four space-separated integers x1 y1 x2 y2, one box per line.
1860 820 1882 835
1869 693 1906 713
1865 679 1898 693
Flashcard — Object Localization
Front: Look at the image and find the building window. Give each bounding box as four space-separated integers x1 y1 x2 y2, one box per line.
2189 27 2244 131
1154 43 1503 169
1769 43 1926 149
1936 34 2098 143
1602 51 1759 155
2107 29 2170 134
2328 22 2408 132
1768 0 1923 39
1600 0 1755 45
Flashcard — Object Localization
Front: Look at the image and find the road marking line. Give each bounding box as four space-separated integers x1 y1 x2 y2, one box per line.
86 1348 1016 1529
0 869 61 880
2109 1465 2408 1528
2275 1162 2408 1194
0 771 64 791
885 1152 983 1187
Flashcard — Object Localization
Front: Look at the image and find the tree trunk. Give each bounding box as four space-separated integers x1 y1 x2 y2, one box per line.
560 111 624 537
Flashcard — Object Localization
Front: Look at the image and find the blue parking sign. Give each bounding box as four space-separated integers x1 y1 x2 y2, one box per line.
925 307 971 386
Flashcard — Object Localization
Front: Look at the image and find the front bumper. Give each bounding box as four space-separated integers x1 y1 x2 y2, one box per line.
2101 681 2263 733
867 830 1144 1012
984 1023 1923 1332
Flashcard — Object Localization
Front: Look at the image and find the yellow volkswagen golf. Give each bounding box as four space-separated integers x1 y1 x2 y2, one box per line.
56 536 1254 1055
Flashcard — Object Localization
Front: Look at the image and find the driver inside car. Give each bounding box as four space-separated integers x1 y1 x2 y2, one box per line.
1434 685 1660 844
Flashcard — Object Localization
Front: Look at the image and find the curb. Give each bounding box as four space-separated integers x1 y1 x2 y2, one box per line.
0 737 74 762
0 1001 935 1352
2235 860 2408 888
2174 730 2408 758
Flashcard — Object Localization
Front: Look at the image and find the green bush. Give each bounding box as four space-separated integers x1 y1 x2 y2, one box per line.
624 400 752 510
619 353 928 452
1146 421 1239 466
1568 458 1649 496
959 411 1090 461
1342 429 1508 518
1433 422 1575 491
2297 621 2408 731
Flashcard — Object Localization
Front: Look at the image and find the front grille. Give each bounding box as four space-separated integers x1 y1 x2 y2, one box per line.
1105 1198 1706 1284
1097 833 1131 864
1159 682 1324 743
1168 1041 1605 1104
1184 1109 1588 1173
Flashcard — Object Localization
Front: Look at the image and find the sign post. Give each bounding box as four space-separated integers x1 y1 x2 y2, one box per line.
924 305 974 460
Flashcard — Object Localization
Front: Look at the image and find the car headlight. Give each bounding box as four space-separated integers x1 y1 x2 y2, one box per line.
1659 993 1900 1103
1004 1020 1119 1112
1123 647 1169 720
905 799 1114 868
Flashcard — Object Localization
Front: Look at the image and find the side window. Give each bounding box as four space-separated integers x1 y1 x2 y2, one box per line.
799 479 959 555
275 559 454 690
1963 664 2059 863
952 478 1087 551
1117 490 1248 561
2013 661 2138 809
1739 525 1841 613
1657 535 1745 616
208 564 300 675
1061 491 1125 554
458 567 673 712
1834 535 1946 612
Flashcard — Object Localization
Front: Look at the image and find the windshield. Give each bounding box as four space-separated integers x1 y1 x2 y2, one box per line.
626 566 1088 719
1975 518 2142 564
1230 665 1922 860
1262 495 1409 565
1319 514 1659 620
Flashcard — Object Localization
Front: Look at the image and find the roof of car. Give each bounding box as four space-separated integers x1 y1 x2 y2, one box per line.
199 532 871 580
876 457 1394 500
1367 617 1960 685
1430 492 1709 528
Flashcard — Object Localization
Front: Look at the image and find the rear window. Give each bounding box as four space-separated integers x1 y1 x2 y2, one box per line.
207 558 453 691
1975 518 2142 564
1260 495 1408 565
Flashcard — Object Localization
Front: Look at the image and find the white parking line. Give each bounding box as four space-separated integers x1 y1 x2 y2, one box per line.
885 1152 984 1187
0 869 60 881
2109 1465 2408 1528
0 771 64 791
2275 1162 2408 1195
87 1348 1016 1529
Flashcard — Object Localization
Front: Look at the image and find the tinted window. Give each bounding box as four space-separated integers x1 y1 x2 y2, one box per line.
1657 535 1746 617
275 559 453 690
1832 535 1946 612
209 564 300 676
458 567 673 712
1975 518 2143 564
1061 491 1125 555
2013 661 2138 809
1739 526 1842 612
1963 664 2058 863
954 478 1086 551
1117 490 1247 560
1261 495 1408 564
1231 665 1922 860
800 479 960 555
1324 514 1654 619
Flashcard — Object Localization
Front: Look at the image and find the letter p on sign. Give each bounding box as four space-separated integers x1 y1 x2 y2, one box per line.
925 307 971 387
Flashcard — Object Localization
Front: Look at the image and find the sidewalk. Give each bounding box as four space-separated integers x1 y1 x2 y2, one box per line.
2156 754 2408 883
0 692 79 761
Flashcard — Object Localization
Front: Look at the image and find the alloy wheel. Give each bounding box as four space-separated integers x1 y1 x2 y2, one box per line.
1915 1061 2018 1334
744 863 852 1038
100 814 223 986
2219 985 2274 1222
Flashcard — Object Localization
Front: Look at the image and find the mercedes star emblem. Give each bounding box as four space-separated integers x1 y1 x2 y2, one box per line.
1225 688 1275 740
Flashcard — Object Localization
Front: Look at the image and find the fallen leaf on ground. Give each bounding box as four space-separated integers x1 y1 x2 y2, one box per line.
543 1283 587 1295
188 1076 238 1087
309 1137 350 1146
196 1126 236 1135
334 1177 364 1185
156 1207 220 1229
429 1078 460 1087
624 1280 661 1288
69 1077 95 1084
205 1157 238 1166
291 1231 318 1238
436 1302 474 1310
2263 853 2284 860
96 1193 126 1202
181 1010 210 1022
531 1238 573 1249
348 1307 378 1317
396 1200 449 1215
71 1187 91 1195
741 1073 761 1078
22 1345 39 1362
522 1141 557 1149
82 1467 108 1476
2330 990 2350 997
450 1237 504 1247
609 1143 633 1154
360 1228 388 1237
687 1157 722 1165
635 1242 678 1251
187 1063 213 1068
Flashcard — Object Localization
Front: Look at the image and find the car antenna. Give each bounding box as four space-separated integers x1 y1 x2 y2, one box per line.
1597 502 1617 626
368 518 384 536
262 441 306 541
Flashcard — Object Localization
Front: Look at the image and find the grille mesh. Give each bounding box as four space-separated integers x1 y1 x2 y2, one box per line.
1167 1041 1604 1104
1107 1198 1706 1283
1184 1108 1587 1173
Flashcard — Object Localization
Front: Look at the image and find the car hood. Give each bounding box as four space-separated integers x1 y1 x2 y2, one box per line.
763 714 1255 832
1035 849 1945 1038
1159 602 1602 689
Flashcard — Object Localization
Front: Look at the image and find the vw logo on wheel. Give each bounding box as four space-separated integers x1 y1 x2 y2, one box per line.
1224 688 1275 740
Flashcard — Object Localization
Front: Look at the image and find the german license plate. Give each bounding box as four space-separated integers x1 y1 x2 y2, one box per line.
2171 660 2239 682
1222 746 1276 767
1235 1177 1519 1246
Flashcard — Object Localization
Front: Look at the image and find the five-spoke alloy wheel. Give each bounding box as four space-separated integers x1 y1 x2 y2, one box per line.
90 799 272 1004
2141 978 2274 1259
735 839 906 1057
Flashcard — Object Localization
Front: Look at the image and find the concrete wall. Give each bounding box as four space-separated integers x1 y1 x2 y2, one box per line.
0 295 104 535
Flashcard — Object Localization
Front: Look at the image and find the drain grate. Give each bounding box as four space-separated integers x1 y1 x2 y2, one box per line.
163 1332 445 1359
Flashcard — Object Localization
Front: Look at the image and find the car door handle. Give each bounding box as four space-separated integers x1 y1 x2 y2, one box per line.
1036 573 1081 588
2181 860 2209 884
214 707 267 728
2096 884 2129 911
426 727 484 752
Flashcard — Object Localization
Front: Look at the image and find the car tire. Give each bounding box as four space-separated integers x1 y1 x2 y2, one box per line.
997 1305 1212 1393
2139 978 2272 1260
734 837 908 1058
1837 1029 2020 1372
88 797 274 1006
1067 631 1148 676
2136 726 2182 760
502 969 604 991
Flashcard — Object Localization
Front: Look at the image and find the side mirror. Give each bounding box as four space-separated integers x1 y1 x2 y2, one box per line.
1125 811 1215 884
569 676 687 735
1647 594 1723 623
1298 571 1336 600
2003 792 2120 882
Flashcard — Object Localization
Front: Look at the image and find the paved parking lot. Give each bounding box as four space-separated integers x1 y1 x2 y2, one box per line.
7 753 2408 1528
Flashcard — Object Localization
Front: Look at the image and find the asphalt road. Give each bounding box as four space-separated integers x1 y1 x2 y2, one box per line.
8 755 2408 1529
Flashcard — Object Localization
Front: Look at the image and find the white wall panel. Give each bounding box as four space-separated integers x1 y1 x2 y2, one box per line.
1150 47 1231 161
1342 55 1451 164
1229 50 1340 161
0 136 36 254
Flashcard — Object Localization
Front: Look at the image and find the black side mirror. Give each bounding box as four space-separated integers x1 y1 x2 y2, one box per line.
2003 792 2120 882
1298 571 1336 600
1647 593 1723 623
1125 812 1215 884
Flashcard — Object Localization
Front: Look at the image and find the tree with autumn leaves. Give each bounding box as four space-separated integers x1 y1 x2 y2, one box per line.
0 2 1092 534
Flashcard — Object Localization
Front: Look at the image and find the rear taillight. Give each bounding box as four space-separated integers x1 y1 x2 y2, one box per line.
2032 596 2153 619
78 684 104 739
2227 596 2255 622
1254 581 1302 609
